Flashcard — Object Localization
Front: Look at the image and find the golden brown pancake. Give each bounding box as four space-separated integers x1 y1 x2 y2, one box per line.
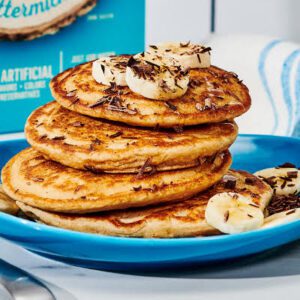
16 170 272 238
1 148 231 214
25 101 238 173
50 61 251 128
0 0 96 41
0 185 19 215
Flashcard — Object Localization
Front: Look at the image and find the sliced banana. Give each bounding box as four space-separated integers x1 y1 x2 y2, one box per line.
262 208 300 228
147 41 211 69
92 55 130 86
205 192 264 234
125 52 189 100
254 167 300 196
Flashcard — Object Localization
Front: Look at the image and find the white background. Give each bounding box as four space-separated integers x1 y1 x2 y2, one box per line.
146 0 300 44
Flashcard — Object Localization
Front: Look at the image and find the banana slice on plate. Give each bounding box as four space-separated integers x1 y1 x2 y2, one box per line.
262 208 300 228
125 52 189 100
92 55 130 86
205 192 264 234
147 41 211 69
254 167 300 196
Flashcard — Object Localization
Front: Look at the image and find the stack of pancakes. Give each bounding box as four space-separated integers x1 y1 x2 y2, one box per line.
1 44 257 238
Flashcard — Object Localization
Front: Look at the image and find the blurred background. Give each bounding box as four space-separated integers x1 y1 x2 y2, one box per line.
147 0 300 43
147 0 300 137
1 0 299 137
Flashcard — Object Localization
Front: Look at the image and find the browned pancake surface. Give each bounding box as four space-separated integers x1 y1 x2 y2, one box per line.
16 170 272 237
2 148 231 213
26 101 238 172
50 62 251 127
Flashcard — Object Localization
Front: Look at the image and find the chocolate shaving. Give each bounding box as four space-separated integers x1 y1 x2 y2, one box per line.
71 121 84 127
144 184 159 193
127 56 138 67
180 41 190 47
109 131 123 138
188 79 201 88
281 180 287 189
89 138 101 151
232 194 239 200
71 98 79 105
267 194 300 216
133 186 142 192
40 134 47 140
200 47 212 53
32 177 44 182
104 82 118 95
287 171 298 179
165 101 177 111
100 64 105 73
136 158 156 179
286 209 296 215
88 96 111 108
197 53 201 63
245 177 255 185
223 174 237 189
84 165 103 174
145 60 160 68
52 136 65 141
224 211 230 222
258 175 277 188
224 180 236 189
277 162 296 168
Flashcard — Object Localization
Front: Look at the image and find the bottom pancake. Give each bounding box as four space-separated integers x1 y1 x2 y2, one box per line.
1 148 231 214
0 185 19 215
16 170 272 238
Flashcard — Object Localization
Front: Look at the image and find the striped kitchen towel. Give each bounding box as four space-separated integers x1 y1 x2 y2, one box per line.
207 34 300 137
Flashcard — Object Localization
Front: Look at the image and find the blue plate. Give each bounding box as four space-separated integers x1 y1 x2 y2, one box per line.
0 135 300 271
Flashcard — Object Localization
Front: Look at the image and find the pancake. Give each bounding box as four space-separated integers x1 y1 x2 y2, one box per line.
0 0 97 41
16 170 272 238
25 101 238 173
0 185 19 215
50 61 251 128
1 148 231 214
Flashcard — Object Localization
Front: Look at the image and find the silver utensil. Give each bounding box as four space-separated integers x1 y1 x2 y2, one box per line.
0 259 55 300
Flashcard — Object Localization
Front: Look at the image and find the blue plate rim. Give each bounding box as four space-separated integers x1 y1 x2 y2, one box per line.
0 133 300 246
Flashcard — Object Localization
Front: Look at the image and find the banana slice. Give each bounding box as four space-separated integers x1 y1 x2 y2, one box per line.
205 192 264 234
147 42 211 69
254 167 300 196
125 52 189 100
92 55 130 86
262 208 300 228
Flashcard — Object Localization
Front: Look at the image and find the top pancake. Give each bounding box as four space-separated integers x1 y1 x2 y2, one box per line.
25 101 238 173
50 61 251 128
1 148 231 214
16 170 273 238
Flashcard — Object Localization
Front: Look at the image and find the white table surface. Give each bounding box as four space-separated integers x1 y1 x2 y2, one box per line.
1 238 300 300
1 133 300 300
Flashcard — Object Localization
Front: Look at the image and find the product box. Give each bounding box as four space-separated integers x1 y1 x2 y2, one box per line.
0 0 145 134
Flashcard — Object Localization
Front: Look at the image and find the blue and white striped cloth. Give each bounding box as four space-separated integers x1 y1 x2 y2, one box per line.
207 34 300 137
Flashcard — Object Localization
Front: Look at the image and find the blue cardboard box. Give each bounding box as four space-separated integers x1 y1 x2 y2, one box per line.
0 0 145 133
